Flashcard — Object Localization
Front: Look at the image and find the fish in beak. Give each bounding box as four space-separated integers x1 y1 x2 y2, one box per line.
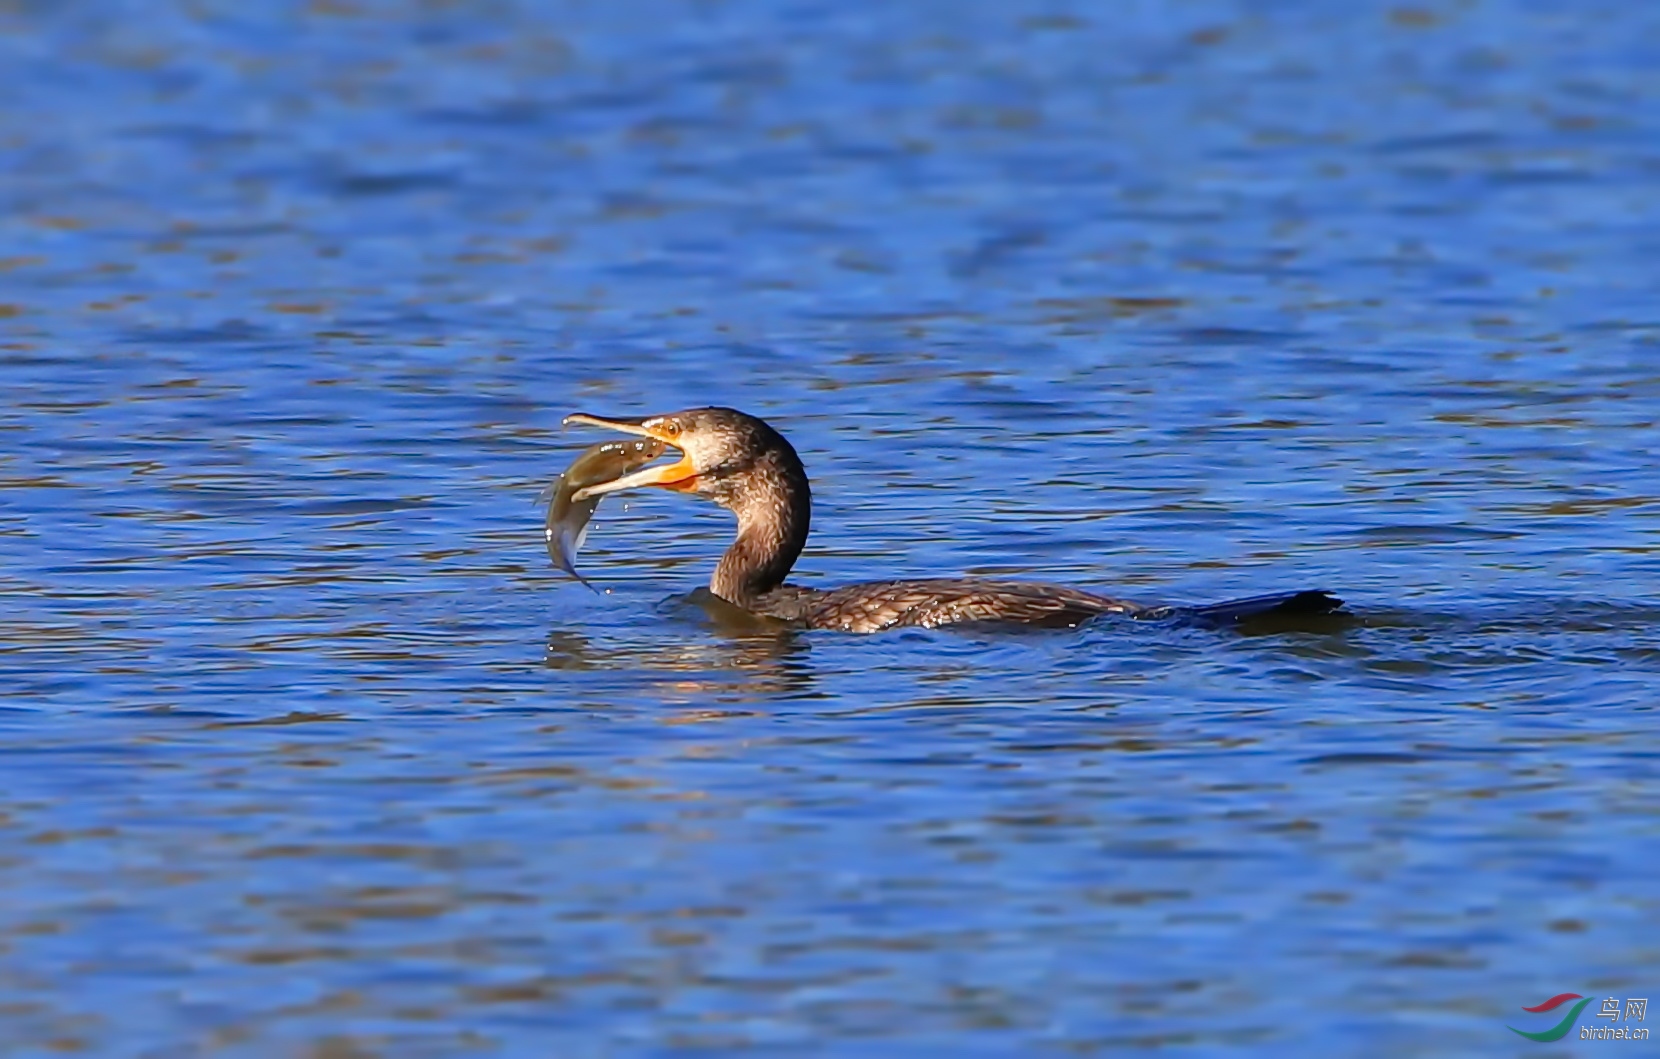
563 412 699 499
539 434 667 587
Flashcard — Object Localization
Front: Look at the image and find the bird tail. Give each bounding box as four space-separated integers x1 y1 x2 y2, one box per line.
1140 590 1345 628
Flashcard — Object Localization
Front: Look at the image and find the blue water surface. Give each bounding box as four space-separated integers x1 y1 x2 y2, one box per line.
2 0 1658 1054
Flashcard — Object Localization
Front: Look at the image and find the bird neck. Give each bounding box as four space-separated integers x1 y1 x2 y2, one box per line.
710 465 811 606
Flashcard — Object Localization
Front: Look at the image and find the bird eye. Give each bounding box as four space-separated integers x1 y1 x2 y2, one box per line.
660 420 681 439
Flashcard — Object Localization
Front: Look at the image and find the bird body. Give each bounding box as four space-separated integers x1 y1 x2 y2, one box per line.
742 578 1137 632
563 406 1342 632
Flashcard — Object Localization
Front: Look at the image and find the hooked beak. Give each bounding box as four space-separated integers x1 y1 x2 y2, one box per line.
563 412 698 499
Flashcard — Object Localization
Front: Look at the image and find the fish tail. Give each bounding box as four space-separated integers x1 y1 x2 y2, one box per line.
550 546 599 593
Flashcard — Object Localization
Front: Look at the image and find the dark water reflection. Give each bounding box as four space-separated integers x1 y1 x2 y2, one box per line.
4 0 1660 1053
